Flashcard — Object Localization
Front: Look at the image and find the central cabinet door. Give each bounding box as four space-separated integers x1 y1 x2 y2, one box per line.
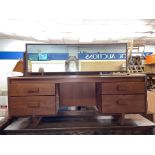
59 83 96 106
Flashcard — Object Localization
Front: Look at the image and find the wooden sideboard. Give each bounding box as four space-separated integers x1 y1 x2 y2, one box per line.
8 74 147 123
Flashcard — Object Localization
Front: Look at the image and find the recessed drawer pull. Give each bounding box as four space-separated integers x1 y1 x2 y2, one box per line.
116 100 128 106
27 102 40 108
27 88 40 93
116 85 128 91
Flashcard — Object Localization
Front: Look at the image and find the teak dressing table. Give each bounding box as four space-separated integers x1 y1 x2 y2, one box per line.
7 43 147 127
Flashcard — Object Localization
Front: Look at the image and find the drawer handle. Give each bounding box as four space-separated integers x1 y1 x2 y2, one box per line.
116 85 128 91
27 88 39 94
116 100 128 106
27 102 40 108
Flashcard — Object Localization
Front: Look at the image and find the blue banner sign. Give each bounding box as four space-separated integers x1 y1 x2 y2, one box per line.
143 52 153 57
48 53 69 60
0 52 23 59
0 51 153 60
28 53 69 61
78 53 126 60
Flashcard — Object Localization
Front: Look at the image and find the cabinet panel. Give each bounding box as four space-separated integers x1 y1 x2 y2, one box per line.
59 83 96 106
9 96 56 116
101 82 145 94
9 83 55 96
101 95 145 113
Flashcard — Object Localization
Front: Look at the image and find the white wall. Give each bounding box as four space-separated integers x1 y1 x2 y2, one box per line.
0 39 35 74
0 39 27 51
131 45 155 53
144 45 155 53
0 39 24 74
0 60 19 74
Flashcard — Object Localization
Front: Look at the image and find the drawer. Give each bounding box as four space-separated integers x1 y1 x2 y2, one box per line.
9 96 56 116
9 84 55 96
101 95 145 113
101 82 145 94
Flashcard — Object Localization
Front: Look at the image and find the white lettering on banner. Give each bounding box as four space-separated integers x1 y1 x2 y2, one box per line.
109 54 115 59
119 54 125 59
94 54 100 59
101 54 108 59
85 54 89 59
80 52 126 60
85 53 117 60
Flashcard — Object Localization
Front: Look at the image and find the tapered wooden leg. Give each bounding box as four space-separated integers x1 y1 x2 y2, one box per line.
31 116 42 128
113 114 125 125
119 114 125 125
144 114 154 122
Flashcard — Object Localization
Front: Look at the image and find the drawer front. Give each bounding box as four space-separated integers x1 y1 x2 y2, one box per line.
9 96 56 116
9 84 55 96
101 82 145 94
101 95 145 113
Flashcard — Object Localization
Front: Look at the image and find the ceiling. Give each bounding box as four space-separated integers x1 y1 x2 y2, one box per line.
0 0 155 46
0 0 154 46
1 19 155 46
